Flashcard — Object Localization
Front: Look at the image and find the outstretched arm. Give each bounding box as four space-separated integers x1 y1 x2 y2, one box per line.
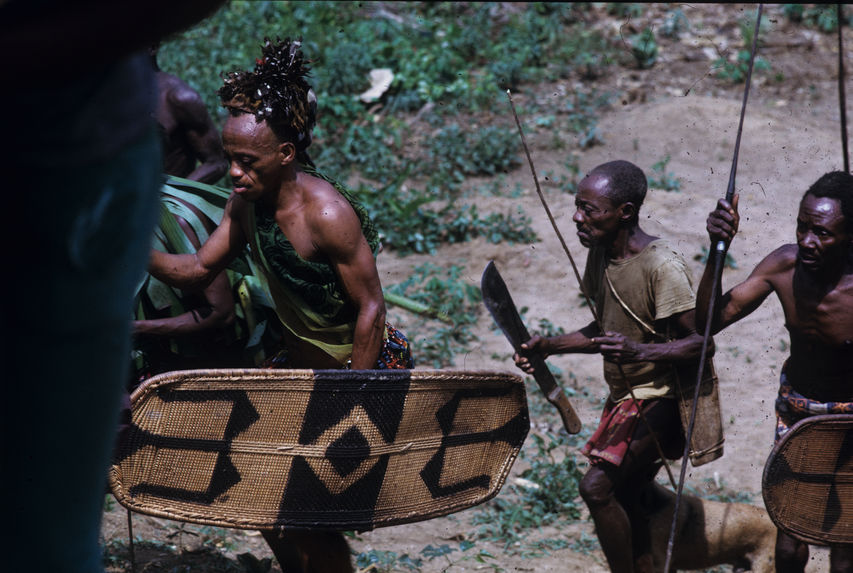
135 213 235 336
149 194 246 291
514 321 601 374
314 198 386 370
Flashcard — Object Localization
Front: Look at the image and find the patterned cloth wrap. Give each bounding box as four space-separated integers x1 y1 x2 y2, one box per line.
262 322 413 370
581 397 643 466
774 365 853 443
581 396 681 467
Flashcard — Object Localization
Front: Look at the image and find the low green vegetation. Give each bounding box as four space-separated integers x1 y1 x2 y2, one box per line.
470 431 585 554
385 263 482 367
782 3 848 33
714 9 772 84
648 155 681 192
107 3 805 570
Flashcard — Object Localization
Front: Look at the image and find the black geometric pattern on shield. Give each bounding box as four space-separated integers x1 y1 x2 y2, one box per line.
117 389 260 503
420 387 529 497
277 370 412 527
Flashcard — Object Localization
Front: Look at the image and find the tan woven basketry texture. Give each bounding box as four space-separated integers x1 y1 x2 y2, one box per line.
109 368 528 531
762 414 853 546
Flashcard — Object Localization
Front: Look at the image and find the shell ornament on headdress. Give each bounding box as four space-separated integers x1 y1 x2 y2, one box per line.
219 37 315 148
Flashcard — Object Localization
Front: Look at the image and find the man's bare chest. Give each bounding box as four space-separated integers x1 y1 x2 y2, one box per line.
780 278 853 346
273 212 320 262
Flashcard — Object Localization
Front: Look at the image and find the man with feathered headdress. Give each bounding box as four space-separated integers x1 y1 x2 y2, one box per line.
147 37 413 572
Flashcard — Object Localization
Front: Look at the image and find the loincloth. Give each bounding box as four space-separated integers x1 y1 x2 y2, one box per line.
581 396 682 467
774 367 853 443
263 322 414 370
373 322 414 369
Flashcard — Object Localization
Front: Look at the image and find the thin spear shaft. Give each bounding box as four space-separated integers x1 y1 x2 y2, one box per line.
664 5 764 572
839 3 849 173
507 89 677 490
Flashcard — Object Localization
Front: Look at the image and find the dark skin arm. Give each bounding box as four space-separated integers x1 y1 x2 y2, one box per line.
168 87 228 184
149 193 247 291
696 195 776 335
311 196 386 369
134 210 235 336
515 310 704 375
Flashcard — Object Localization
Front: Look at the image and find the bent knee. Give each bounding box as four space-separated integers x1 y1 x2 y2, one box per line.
579 468 616 507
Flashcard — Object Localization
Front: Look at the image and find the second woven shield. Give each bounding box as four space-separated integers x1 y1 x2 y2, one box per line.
762 414 853 546
109 368 528 531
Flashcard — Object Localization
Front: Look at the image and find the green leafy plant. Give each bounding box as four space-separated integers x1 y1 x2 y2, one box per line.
606 3 645 19
386 263 482 368
471 432 584 552
629 27 658 69
660 8 690 39
354 549 422 572
714 10 771 83
648 155 681 192
784 4 842 33
694 245 738 269
419 541 501 571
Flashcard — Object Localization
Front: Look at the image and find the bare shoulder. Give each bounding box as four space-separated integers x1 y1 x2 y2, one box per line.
306 175 359 225
162 74 207 116
754 244 797 275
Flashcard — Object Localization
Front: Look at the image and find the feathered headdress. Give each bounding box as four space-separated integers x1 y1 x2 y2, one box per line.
219 37 315 148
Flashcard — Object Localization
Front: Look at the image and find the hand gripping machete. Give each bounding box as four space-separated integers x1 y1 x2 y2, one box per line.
481 261 582 434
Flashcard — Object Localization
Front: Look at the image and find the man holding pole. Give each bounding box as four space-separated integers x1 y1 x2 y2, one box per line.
697 171 853 573
516 159 705 573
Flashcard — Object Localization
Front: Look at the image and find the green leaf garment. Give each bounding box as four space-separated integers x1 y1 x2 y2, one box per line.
246 165 380 366
132 176 269 379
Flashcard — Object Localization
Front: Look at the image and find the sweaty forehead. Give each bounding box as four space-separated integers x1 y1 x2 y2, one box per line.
577 173 614 202
799 194 844 223
222 114 279 150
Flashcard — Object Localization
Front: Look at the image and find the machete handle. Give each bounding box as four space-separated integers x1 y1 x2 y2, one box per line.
529 352 582 434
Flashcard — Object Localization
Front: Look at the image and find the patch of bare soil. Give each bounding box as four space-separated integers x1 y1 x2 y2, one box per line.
101 4 849 571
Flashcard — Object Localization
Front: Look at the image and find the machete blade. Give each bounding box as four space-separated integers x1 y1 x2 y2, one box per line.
481 261 582 434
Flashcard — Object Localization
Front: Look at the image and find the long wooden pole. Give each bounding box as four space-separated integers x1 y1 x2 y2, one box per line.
507 89 677 490
663 5 764 572
838 4 849 173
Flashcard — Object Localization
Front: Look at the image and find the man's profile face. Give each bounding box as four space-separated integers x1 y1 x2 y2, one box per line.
795 194 850 272
572 173 622 247
222 113 285 202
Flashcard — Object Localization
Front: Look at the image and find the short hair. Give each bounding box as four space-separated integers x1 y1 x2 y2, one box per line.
588 160 648 208
218 37 315 153
803 171 853 233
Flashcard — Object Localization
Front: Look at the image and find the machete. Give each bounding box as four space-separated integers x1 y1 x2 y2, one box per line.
481 260 582 434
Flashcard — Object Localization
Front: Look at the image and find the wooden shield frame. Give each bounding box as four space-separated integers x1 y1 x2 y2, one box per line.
762 414 853 546
109 368 528 531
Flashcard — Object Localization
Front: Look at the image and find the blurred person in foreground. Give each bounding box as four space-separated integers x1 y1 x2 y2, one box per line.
0 1 225 571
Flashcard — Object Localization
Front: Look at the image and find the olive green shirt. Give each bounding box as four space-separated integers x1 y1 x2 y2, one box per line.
583 239 696 402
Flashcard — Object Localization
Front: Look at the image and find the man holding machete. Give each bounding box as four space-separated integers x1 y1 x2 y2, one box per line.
514 160 705 573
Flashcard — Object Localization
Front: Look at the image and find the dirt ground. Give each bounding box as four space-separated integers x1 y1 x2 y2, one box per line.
101 4 850 571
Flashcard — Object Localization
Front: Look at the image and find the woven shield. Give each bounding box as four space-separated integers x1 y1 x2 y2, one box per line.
109 369 528 531
762 414 853 546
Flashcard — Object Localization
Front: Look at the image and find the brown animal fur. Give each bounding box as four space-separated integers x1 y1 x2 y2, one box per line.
643 482 776 572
